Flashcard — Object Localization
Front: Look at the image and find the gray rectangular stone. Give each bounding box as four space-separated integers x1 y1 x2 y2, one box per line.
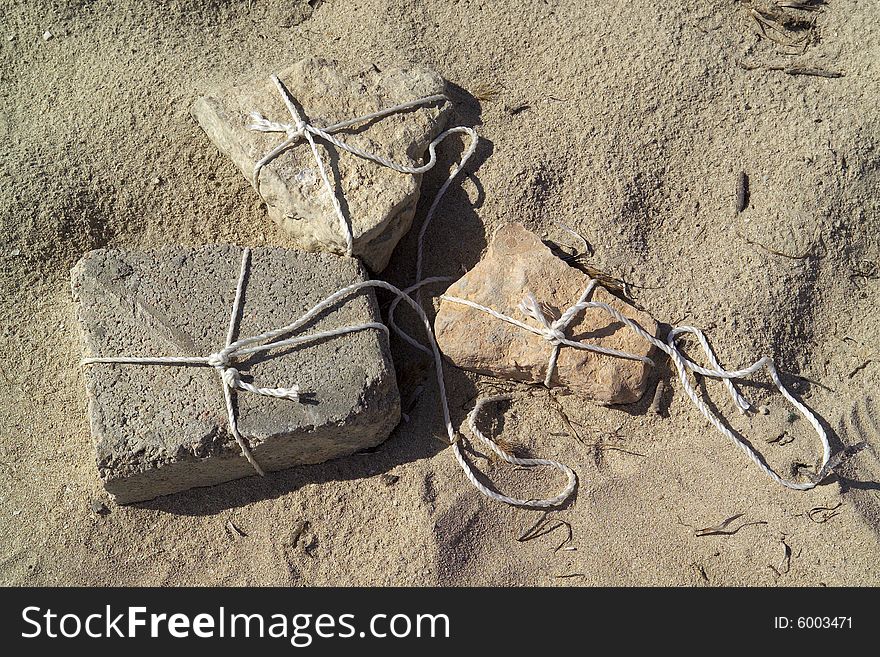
71 245 400 504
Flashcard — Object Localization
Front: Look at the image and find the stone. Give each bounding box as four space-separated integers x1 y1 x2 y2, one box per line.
71 245 400 504
191 58 451 272
434 224 658 404
89 500 110 516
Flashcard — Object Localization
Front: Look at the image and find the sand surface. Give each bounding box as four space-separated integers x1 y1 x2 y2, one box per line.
1 0 879 586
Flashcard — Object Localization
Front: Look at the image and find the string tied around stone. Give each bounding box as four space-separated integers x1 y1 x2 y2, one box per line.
205 347 301 403
441 279 654 389
81 248 389 477
440 276 832 491
247 74 477 259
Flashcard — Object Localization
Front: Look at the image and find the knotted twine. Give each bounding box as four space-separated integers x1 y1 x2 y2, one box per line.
246 74 478 258
242 74 578 506
439 277 832 491
441 279 653 388
245 72 571 506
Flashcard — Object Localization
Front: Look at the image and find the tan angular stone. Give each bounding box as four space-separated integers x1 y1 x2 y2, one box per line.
434 223 658 404
191 58 451 272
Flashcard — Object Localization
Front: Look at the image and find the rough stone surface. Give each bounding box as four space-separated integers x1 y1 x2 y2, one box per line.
71 245 400 503
435 224 658 404
191 58 451 272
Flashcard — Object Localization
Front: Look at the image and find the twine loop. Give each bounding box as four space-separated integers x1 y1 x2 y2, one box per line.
79 66 835 504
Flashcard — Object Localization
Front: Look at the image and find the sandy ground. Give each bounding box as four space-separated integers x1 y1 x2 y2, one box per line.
1 0 879 586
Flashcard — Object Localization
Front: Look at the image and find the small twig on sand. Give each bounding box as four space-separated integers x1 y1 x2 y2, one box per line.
809 442 867 483
226 520 247 538
782 66 844 78
769 538 792 576
735 171 749 214
649 379 666 416
692 513 768 537
807 502 842 523
579 444 646 458
848 360 877 379
517 513 574 552
783 371 834 392
776 1 827 11
737 230 826 260
547 394 582 444
767 433 795 445
740 61 844 78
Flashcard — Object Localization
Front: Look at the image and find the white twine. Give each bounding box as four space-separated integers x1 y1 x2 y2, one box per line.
387 278 577 508
247 74 478 259
81 75 551 507
244 72 563 506
440 283 832 491
465 394 578 508
246 71 571 508
83 68 833 502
